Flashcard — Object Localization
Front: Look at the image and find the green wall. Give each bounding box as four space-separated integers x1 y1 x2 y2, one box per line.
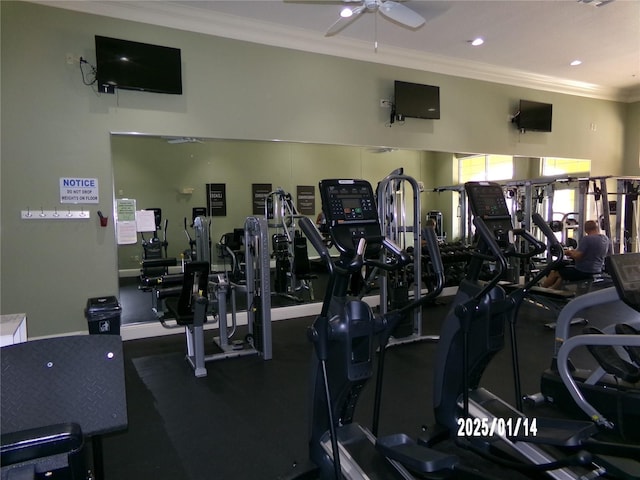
625 102 640 172
1 1 637 337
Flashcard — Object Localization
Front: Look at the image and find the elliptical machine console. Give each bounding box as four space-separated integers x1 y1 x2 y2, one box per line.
606 252 640 314
464 182 514 248
319 179 382 258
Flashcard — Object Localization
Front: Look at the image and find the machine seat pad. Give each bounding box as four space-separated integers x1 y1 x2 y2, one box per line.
583 326 640 384
376 433 457 473
614 323 640 366
165 296 201 326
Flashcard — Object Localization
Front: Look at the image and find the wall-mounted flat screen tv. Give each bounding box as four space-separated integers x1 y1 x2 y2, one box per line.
95 36 182 94
394 81 440 120
513 100 552 132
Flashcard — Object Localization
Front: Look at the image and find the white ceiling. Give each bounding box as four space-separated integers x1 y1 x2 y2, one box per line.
41 0 640 101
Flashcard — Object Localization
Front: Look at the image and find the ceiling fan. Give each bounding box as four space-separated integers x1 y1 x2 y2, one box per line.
323 0 426 37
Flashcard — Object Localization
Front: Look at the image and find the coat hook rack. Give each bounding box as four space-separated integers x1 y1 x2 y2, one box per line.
21 207 90 220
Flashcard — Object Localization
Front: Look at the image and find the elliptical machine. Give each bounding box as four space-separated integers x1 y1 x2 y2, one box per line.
424 181 640 480
535 252 640 441
295 178 470 480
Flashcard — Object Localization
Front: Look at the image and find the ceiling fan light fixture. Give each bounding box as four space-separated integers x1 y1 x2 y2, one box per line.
340 7 353 18
570 59 582 66
470 37 484 46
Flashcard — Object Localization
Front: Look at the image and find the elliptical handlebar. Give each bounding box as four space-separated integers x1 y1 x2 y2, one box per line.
509 228 546 258
522 212 566 289
298 217 333 276
466 206 564 296
421 226 445 298
532 212 564 260
367 236 412 272
471 215 509 293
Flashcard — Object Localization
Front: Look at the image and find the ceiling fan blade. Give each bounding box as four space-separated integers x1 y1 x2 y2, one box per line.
325 5 365 36
378 1 425 29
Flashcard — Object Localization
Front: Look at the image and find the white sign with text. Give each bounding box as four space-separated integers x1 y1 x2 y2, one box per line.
60 177 99 204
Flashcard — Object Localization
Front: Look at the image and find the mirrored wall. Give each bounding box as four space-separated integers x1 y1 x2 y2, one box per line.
112 134 460 324
112 134 593 326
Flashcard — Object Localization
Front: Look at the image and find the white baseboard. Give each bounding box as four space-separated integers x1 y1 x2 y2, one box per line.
27 287 457 343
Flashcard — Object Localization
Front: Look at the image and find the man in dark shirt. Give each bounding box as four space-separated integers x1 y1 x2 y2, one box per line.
541 220 609 289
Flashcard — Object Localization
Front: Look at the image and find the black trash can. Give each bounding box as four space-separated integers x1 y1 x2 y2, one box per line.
85 296 121 335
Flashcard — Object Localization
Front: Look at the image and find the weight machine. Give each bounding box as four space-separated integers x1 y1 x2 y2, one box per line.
377 169 437 346
182 207 207 263
611 177 640 254
428 184 470 243
139 208 177 289
265 188 316 302
155 214 272 377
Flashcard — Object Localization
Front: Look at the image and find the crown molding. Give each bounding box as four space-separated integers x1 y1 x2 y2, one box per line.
33 0 634 103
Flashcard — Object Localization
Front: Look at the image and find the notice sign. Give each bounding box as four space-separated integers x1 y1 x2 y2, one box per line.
207 183 227 217
60 177 99 204
115 198 137 245
296 185 315 215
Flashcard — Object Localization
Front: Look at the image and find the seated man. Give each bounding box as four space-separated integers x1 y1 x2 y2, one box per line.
541 220 609 289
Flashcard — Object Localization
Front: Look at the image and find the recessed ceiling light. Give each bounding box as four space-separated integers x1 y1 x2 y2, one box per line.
470 38 484 46
340 7 353 18
570 59 582 66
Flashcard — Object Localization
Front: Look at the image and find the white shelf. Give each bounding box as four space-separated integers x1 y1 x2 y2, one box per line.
1 313 27 346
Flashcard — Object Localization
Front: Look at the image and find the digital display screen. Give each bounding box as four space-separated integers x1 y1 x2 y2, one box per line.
516 100 553 132
614 259 640 289
342 198 361 210
395 80 440 120
351 335 370 364
95 35 182 95
605 253 640 312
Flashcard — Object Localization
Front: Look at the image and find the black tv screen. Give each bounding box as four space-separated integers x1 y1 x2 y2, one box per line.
394 81 440 120
95 36 182 94
514 100 552 132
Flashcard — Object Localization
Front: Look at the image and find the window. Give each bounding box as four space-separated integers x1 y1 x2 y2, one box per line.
542 157 590 176
458 154 513 183
542 157 590 232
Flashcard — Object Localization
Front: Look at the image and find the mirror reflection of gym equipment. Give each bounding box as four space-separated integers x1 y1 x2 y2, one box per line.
377 169 438 346
265 188 318 304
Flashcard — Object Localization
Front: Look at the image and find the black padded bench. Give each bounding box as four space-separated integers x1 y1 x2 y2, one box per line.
1 335 127 480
